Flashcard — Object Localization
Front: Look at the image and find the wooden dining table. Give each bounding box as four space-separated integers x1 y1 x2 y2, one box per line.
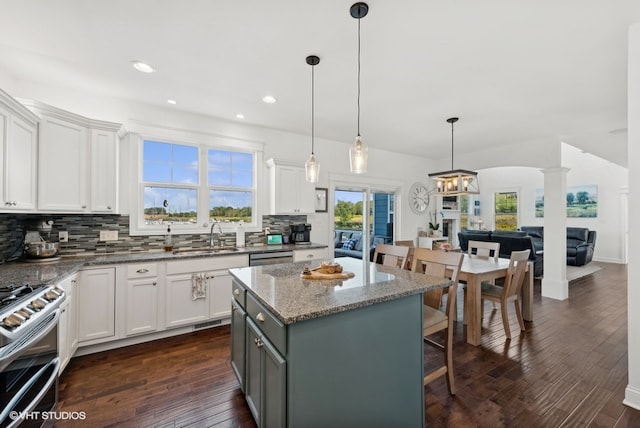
459 254 534 346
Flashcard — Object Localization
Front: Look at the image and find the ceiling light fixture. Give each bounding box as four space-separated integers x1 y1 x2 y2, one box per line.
236 114 245 119
167 99 177 105
349 2 369 174
428 117 480 196
131 61 155 73
305 55 320 183
262 95 277 104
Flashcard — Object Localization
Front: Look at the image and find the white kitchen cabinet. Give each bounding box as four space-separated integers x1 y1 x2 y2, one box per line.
165 255 248 329
78 267 116 343
58 273 78 373
19 100 124 213
125 263 159 336
0 89 39 211
266 158 315 215
293 247 329 263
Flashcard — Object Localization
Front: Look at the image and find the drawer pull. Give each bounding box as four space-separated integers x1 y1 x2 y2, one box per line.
256 313 266 322
233 289 240 296
136 268 149 274
306 254 313 258
254 338 264 348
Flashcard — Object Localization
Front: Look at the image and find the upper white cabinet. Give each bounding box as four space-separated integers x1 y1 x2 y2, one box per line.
0 89 39 211
266 158 315 215
19 100 124 213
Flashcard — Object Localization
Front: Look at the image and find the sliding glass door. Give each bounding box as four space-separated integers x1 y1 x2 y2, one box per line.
333 187 395 261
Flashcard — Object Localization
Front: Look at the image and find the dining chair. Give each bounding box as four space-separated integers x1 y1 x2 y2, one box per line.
410 248 464 395
480 249 530 340
394 240 415 269
467 240 500 260
372 244 410 269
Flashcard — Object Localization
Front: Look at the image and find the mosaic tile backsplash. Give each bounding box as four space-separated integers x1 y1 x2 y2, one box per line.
0 214 307 262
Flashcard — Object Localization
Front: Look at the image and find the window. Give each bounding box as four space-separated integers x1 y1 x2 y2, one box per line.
494 192 518 231
135 136 261 234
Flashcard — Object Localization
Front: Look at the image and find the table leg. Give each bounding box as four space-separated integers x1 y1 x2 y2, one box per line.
466 276 482 346
522 263 534 321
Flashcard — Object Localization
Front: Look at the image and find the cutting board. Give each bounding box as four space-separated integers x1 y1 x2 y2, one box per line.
300 270 355 280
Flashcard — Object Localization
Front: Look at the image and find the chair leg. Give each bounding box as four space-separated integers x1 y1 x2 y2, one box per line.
500 302 511 339
444 326 455 395
514 299 525 332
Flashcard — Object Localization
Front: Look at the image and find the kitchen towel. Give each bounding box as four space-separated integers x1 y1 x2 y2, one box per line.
191 273 207 300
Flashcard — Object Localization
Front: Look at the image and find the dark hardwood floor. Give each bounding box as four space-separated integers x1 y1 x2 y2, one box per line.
57 262 640 427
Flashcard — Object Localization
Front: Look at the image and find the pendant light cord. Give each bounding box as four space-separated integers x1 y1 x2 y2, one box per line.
451 120 454 170
357 16 361 137
311 64 315 155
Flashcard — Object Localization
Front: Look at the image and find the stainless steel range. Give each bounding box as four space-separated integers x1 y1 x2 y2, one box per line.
0 282 65 428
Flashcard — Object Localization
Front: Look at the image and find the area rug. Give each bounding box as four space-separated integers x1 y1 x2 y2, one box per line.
566 263 603 281
536 263 603 281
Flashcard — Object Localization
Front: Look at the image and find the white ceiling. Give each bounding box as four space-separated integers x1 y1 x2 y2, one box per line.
1 0 638 167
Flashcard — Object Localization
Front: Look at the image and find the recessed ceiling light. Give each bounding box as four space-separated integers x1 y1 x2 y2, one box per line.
131 61 155 73
262 95 277 104
236 114 245 119
167 99 177 105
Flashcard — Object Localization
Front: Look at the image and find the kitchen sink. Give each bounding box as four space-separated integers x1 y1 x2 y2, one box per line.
172 247 239 255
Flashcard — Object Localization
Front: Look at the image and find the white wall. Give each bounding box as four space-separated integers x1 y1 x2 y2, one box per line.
625 21 640 411
475 144 627 263
6 82 436 246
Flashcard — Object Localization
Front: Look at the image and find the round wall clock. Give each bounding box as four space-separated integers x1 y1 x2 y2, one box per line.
409 182 429 214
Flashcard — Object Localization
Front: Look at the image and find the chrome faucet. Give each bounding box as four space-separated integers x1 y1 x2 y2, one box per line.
210 219 223 247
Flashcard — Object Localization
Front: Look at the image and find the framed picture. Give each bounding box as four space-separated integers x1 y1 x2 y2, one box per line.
315 187 328 212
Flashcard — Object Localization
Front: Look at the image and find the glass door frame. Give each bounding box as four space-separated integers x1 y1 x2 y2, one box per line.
329 173 403 259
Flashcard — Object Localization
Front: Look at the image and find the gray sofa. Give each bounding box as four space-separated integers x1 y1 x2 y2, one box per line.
520 226 596 266
334 230 385 261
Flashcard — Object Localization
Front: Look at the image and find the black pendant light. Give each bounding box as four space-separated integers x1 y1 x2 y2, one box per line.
305 55 320 183
349 2 369 174
428 117 480 195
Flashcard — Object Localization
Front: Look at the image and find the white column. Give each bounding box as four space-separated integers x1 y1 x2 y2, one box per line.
541 167 569 300
625 22 640 411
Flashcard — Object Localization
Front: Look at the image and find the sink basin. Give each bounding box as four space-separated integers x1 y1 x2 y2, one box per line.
173 247 239 255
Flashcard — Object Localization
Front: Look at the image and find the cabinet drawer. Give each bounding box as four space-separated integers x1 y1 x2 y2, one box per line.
127 263 158 279
246 293 286 355
232 280 246 308
293 248 328 262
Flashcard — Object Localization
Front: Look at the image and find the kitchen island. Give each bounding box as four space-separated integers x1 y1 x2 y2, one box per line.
229 257 451 428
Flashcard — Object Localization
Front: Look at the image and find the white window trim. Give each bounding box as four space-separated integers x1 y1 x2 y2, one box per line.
127 131 264 236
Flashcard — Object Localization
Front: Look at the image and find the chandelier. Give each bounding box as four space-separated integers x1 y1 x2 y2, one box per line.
428 117 480 195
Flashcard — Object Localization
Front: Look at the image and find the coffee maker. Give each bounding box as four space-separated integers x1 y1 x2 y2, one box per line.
290 223 311 244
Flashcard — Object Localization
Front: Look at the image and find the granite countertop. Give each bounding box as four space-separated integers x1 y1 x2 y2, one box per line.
229 257 452 325
0 243 327 288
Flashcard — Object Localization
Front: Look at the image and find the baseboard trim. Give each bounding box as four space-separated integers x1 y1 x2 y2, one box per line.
624 385 640 410
592 257 625 264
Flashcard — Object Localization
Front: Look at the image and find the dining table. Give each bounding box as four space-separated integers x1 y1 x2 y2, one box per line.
459 254 534 346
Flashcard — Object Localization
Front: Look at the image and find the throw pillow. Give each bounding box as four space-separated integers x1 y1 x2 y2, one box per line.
342 238 357 250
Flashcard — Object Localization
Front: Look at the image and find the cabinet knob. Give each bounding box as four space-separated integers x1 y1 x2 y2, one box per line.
256 312 266 322
71 279 77 284
233 289 240 296
152 281 157 286
307 254 313 258
81 205 87 208
107 206 112 210
254 337 264 348
136 268 149 273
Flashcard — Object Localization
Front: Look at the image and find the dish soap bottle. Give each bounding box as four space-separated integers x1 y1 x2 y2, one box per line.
236 221 245 248
164 225 173 251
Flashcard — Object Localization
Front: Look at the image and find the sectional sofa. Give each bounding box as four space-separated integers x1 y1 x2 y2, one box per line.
519 226 596 267
333 229 386 261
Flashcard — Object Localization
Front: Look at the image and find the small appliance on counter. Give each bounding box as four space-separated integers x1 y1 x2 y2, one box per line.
22 220 61 262
290 223 311 244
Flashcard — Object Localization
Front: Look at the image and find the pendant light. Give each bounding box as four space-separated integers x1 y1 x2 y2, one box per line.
305 55 320 183
427 117 480 195
349 2 369 174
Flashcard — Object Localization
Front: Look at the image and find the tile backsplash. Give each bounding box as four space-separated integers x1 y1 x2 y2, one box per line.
0 214 307 262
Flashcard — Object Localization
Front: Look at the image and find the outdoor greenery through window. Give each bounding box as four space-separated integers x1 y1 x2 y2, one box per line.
142 140 254 227
495 191 518 231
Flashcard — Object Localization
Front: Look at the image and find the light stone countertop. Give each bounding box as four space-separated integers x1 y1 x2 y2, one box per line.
0 243 327 288
229 257 452 324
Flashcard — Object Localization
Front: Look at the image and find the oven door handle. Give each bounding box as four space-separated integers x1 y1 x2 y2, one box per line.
0 308 61 372
1 357 61 428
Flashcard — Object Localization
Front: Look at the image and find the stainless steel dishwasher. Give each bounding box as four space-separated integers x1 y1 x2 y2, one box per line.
249 251 294 266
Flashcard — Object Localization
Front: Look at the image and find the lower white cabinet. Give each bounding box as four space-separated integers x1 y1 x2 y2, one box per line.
78 267 116 343
58 273 78 373
210 272 233 319
125 263 159 336
165 273 210 328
